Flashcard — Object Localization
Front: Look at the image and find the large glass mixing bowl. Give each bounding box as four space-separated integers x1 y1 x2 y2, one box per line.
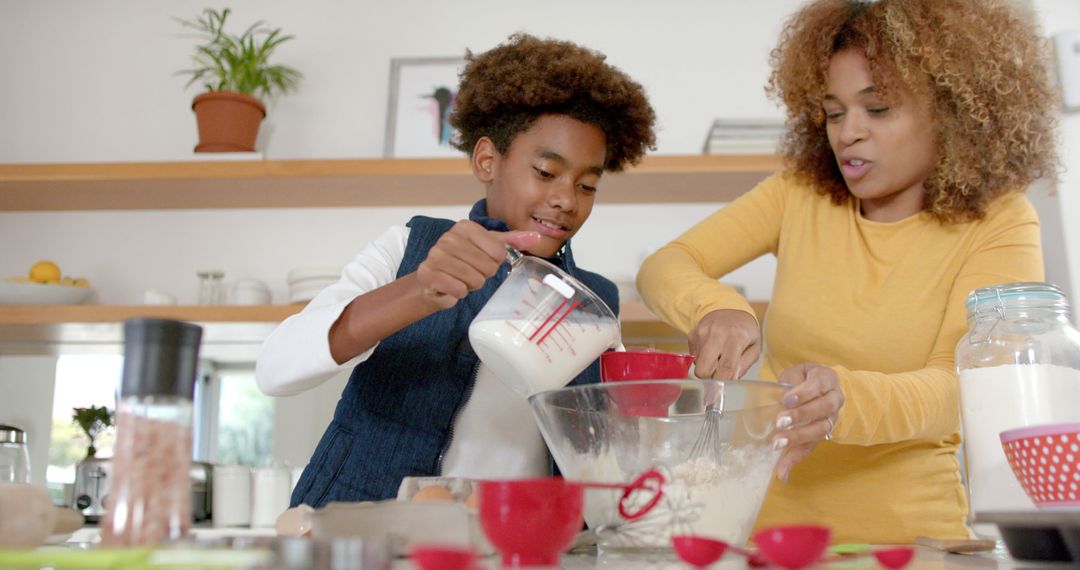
529 379 787 550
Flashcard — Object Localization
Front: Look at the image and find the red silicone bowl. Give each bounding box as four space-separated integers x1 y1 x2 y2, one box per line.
1001 422 1080 507
477 478 584 567
600 350 693 417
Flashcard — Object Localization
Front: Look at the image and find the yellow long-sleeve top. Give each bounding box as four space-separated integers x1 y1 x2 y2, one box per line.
636 172 1044 543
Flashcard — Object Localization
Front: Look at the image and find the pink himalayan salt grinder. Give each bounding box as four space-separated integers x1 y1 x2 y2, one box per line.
100 318 202 547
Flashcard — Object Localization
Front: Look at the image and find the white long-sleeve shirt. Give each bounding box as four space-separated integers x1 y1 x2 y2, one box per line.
256 225 548 479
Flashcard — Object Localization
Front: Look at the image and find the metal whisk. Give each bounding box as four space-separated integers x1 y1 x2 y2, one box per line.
688 382 726 463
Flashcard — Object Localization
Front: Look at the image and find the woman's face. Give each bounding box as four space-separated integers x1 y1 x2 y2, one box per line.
479 114 607 257
824 49 937 222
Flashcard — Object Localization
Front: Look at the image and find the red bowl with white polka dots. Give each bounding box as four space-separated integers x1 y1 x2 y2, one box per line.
1000 423 1080 508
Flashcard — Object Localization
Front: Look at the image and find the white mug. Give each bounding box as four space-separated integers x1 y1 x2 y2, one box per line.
250 466 292 528
212 465 251 528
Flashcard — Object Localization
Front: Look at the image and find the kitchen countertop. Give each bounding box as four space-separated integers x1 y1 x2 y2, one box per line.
47 529 1075 569
458 546 1071 569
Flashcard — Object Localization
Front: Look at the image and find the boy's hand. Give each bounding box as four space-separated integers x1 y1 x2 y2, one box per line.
773 363 845 482
688 309 761 380
416 221 541 309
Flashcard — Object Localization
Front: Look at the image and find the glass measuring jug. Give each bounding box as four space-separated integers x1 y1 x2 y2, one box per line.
469 247 620 397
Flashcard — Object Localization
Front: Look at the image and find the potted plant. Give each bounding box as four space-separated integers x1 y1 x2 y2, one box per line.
72 406 113 459
177 8 302 152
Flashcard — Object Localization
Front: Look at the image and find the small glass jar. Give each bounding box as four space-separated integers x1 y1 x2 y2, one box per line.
100 318 203 547
197 270 225 305
0 424 30 483
956 282 1080 515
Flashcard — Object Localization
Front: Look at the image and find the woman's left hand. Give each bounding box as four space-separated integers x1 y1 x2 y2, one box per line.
773 363 845 482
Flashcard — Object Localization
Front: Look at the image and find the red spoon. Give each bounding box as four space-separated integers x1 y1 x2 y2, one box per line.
409 545 477 570
819 546 918 569
672 535 768 568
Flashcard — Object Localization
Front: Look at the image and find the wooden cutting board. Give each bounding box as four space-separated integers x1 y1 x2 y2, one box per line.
915 535 997 553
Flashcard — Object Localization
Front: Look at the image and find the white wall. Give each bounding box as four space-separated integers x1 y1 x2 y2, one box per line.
1032 0 1080 312
0 357 58 487
0 0 793 162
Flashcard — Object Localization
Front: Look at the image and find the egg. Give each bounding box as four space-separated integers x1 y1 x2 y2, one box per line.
411 484 455 503
274 504 314 537
465 490 479 511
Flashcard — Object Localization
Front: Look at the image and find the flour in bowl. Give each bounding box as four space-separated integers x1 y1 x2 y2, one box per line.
584 445 780 549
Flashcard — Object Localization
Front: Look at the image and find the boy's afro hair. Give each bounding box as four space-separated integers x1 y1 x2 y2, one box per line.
450 33 656 172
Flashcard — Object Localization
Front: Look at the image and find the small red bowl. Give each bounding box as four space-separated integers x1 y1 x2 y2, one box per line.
1001 422 1080 507
601 350 693 417
753 525 831 570
409 545 477 570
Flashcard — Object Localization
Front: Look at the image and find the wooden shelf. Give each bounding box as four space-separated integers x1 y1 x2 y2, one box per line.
0 305 303 361
0 300 767 359
0 154 780 211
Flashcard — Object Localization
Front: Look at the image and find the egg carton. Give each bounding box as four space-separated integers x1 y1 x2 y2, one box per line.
396 476 478 503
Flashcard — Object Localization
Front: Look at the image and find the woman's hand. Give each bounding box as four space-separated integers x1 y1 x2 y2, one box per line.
688 309 761 379
416 221 541 309
773 363 845 481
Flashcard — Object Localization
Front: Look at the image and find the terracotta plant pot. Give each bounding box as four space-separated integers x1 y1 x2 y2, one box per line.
191 91 266 152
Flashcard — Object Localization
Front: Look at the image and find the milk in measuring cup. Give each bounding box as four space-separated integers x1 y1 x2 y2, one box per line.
470 316 620 396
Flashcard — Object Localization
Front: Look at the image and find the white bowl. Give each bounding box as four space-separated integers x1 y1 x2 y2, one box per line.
0 282 92 305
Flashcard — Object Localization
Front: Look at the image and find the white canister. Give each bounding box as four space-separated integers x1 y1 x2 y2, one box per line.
250 466 292 528
228 279 272 305
212 465 251 528
290 465 306 494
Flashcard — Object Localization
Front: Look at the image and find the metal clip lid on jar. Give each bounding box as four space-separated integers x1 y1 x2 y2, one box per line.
965 282 1071 318
0 425 26 444
963 282 1072 346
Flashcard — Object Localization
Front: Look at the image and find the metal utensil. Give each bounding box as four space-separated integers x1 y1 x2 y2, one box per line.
688 382 726 463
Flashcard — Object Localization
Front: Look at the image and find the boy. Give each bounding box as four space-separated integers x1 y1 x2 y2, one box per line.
257 33 656 506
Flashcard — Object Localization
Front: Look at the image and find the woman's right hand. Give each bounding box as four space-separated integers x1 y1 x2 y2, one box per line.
415 220 541 309
688 309 761 379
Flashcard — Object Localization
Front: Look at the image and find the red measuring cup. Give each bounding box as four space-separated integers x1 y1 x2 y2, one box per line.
601 350 693 417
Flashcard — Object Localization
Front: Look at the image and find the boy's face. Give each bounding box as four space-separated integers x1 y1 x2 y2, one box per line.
476 114 607 258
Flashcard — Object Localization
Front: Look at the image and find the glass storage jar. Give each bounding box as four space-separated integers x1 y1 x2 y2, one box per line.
196 270 225 305
0 424 30 483
956 282 1080 515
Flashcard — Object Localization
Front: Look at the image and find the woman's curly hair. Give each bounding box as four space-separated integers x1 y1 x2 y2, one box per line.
450 33 656 173
767 0 1058 222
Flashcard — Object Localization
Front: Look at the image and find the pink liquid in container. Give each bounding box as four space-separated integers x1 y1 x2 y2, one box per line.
100 318 202 547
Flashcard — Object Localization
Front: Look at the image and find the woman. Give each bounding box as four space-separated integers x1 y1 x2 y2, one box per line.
637 0 1057 543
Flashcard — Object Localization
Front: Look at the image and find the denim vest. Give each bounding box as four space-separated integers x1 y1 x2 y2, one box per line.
290 200 619 507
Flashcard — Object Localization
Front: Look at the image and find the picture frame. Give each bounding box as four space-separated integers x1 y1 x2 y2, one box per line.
384 56 468 158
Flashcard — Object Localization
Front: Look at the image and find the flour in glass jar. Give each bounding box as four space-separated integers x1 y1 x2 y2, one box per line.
960 363 1080 513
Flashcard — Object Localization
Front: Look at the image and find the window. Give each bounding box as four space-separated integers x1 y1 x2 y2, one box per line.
47 357 273 505
47 355 121 504
210 367 273 466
